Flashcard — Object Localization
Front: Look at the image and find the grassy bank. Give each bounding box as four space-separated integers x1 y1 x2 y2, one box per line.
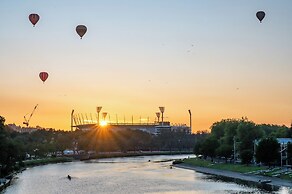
181 158 292 181
23 157 73 167
182 158 266 173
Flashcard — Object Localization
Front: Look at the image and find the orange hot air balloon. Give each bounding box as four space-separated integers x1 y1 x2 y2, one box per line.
256 11 265 23
29 14 40 27
39 72 48 83
76 25 87 39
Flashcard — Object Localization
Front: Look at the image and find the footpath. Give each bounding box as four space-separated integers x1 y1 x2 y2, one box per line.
175 163 292 189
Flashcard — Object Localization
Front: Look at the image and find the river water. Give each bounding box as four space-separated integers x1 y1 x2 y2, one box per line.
3 155 291 194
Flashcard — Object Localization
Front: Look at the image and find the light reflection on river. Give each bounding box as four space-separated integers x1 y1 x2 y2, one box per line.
3 155 290 194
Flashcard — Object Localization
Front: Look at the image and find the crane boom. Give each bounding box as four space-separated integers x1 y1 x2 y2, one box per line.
23 104 38 127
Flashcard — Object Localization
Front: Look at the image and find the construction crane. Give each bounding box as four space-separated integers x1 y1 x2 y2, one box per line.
23 104 38 127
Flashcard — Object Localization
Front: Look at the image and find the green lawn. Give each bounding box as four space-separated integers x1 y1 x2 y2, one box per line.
183 158 266 173
182 158 292 181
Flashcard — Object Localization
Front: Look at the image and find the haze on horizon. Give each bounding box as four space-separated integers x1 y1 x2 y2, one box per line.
0 0 292 132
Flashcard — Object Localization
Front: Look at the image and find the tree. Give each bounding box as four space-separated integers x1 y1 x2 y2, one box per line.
258 124 290 138
256 137 280 167
237 120 264 165
0 116 5 131
216 144 232 162
0 116 25 177
210 121 225 139
201 136 219 161
240 149 253 165
214 119 239 162
193 141 203 155
237 120 264 151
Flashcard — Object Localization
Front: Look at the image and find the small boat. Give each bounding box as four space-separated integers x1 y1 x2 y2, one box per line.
67 175 71 180
258 179 271 184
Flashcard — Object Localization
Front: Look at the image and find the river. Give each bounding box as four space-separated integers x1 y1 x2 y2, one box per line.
3 155 291 194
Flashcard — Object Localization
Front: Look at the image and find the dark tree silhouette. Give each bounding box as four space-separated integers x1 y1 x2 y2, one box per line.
256 137 280 167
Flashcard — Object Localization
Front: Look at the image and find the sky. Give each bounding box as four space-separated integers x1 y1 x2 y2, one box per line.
1 0 292 132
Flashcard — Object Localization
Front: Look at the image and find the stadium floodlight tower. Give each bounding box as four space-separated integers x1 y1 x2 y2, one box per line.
156 112 161 123
102 112 108 121
159 107 165 126
96 106 102 126
188 109 192 133
71 109 74 131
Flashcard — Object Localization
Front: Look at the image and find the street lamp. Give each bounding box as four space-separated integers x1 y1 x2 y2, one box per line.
188 109 192 133
71 109 74 131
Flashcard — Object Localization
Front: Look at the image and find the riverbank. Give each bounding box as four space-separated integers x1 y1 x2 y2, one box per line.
0 179 11 192
174 158 292 191
0 157 72 192
23 157 73 166
81 151 193 160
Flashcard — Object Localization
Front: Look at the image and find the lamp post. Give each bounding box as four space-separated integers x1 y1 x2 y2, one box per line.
71 110 74 131
188 109 192 133
96 106 102 126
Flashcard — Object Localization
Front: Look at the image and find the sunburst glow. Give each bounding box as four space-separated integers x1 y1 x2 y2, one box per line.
100 121 108 127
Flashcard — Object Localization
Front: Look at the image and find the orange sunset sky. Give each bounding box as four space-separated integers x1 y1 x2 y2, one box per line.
1 1 292 132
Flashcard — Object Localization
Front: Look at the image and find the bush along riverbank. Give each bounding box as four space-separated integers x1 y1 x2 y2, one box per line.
23 157 73 167
173 157 292 191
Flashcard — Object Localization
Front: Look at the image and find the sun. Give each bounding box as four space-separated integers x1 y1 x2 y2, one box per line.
100 120 108 127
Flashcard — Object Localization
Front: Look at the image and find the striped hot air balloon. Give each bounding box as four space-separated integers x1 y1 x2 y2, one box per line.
39 72 48 83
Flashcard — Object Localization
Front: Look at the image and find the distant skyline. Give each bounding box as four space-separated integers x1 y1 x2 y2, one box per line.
1 1 292 132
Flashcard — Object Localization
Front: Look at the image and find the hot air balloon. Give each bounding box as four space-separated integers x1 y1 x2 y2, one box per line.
256 11 265 23
39 72 48 83
76 25 87 39
29 14 40 27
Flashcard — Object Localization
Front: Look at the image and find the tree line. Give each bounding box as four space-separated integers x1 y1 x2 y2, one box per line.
2 115 290 178
0 115 197 177
194 118 292 166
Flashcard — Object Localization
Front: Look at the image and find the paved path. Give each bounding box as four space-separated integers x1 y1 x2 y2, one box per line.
175 163 292 188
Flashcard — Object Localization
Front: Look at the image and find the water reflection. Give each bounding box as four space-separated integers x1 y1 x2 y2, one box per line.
4 155 291 194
